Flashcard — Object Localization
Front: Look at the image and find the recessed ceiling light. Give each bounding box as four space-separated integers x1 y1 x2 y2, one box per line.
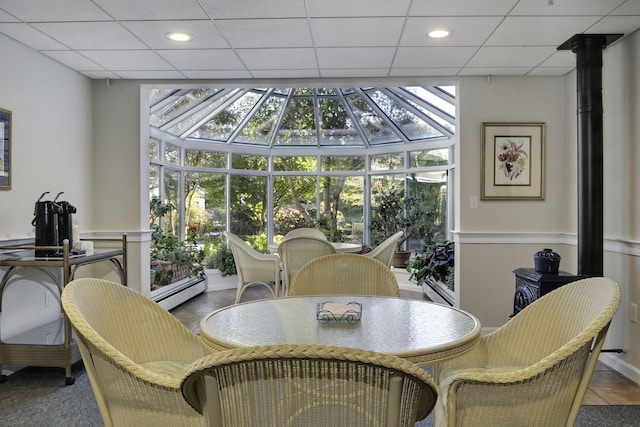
166 32 193 42
427 29 451 39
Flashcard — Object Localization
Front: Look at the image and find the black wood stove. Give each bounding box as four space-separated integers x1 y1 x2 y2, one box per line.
512 268 581 316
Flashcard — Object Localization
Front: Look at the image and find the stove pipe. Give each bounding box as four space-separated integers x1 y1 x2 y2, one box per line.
558 34 622 277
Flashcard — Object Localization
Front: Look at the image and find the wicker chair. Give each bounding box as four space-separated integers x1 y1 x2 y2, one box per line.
289 253 400 297
181 344 437 427
433 277 621 427
284 227 327 240
61 278 209 427
277 236 336 296
226 232 280 302
364 231 404 267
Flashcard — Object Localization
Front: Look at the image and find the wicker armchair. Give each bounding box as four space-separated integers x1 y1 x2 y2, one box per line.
364 231 404 267
289 253 400 297
226 232 280 302
181 344 437 427
277 236 336 296
284 227 327 240
61 278 209 427
433 277 621 427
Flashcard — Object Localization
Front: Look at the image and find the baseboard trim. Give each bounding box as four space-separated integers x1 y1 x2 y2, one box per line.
599 352 640 385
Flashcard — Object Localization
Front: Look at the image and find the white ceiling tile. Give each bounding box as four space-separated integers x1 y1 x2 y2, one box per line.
215 19 312 48
92 0 209 20
0 0 111 22
80 70 120 79
487 16 601 46
0 9 19 22
310 18 404 47
200 0 307 18
409 0 518 16
467 46 555 67
588 16 640 36
32 22 148 50
79 50 174 70
251 69 320 78
510 0 626 16
612 1 640 15
42 50 105 70
394 46 478 68
1 0 639 79
307 0 412 17
320 68 390 78
400 17 503 47
182 70 253 79
0 23 68 50
236 48 317 70
540 51 576 67
316 47 396 69
122 20 229 49
113 70 187 79
527 67 575 76
457 67 532 76
156 49 245 70
389 67 462 77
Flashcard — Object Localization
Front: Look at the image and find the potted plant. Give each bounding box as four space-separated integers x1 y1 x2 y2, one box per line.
409 240 455 291
206 244 237 276
150 197 205 289
369 187 437 268
202 242 238 291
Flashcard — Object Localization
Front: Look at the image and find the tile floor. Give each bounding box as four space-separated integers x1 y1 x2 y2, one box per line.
170 287 640 406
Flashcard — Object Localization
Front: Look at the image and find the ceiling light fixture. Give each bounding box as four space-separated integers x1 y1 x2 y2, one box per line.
427 29 451 39
166 32 193 42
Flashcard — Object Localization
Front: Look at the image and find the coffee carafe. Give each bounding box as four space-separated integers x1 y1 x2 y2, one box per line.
31 192 76 256
57 198 77 248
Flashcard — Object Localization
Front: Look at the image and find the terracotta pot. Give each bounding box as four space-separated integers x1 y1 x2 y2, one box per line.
392 251 411 268
152 260 189 286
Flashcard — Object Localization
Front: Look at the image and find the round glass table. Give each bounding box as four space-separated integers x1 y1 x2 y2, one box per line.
268 242 362 253
200 295 481 365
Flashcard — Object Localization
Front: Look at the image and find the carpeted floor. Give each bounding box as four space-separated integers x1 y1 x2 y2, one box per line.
0 364 100 427
1 362 640 426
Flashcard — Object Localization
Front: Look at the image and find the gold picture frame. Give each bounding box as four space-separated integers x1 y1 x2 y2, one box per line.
481 122 545 200
0 108 11 190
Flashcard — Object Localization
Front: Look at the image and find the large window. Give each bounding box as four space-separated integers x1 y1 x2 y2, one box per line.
148 85 455 261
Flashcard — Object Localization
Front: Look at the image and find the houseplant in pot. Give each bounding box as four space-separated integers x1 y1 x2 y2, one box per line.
206 243 237 277
202 241 238 291
369 187 438 268
150 197 205 289
409 240 455 291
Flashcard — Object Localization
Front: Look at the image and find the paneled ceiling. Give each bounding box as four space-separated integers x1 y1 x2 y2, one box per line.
1 0 639 80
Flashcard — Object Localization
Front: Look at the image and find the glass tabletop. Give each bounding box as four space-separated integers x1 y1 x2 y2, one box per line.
201 295 481 364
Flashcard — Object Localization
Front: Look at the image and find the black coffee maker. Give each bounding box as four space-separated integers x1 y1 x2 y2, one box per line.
32 192 76 256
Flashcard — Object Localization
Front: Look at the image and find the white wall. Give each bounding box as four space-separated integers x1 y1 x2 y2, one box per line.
597 30 640 378
454 75 570 327
0 34 93 339
0 35 93 237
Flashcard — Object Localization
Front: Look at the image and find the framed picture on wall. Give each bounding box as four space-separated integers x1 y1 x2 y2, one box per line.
481 122 545 200
0 108 11 190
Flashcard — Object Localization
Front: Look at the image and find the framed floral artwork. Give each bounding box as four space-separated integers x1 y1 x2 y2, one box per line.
0 108 11 190
481 122 545 200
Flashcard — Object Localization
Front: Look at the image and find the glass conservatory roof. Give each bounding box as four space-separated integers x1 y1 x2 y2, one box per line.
150 86 455 148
